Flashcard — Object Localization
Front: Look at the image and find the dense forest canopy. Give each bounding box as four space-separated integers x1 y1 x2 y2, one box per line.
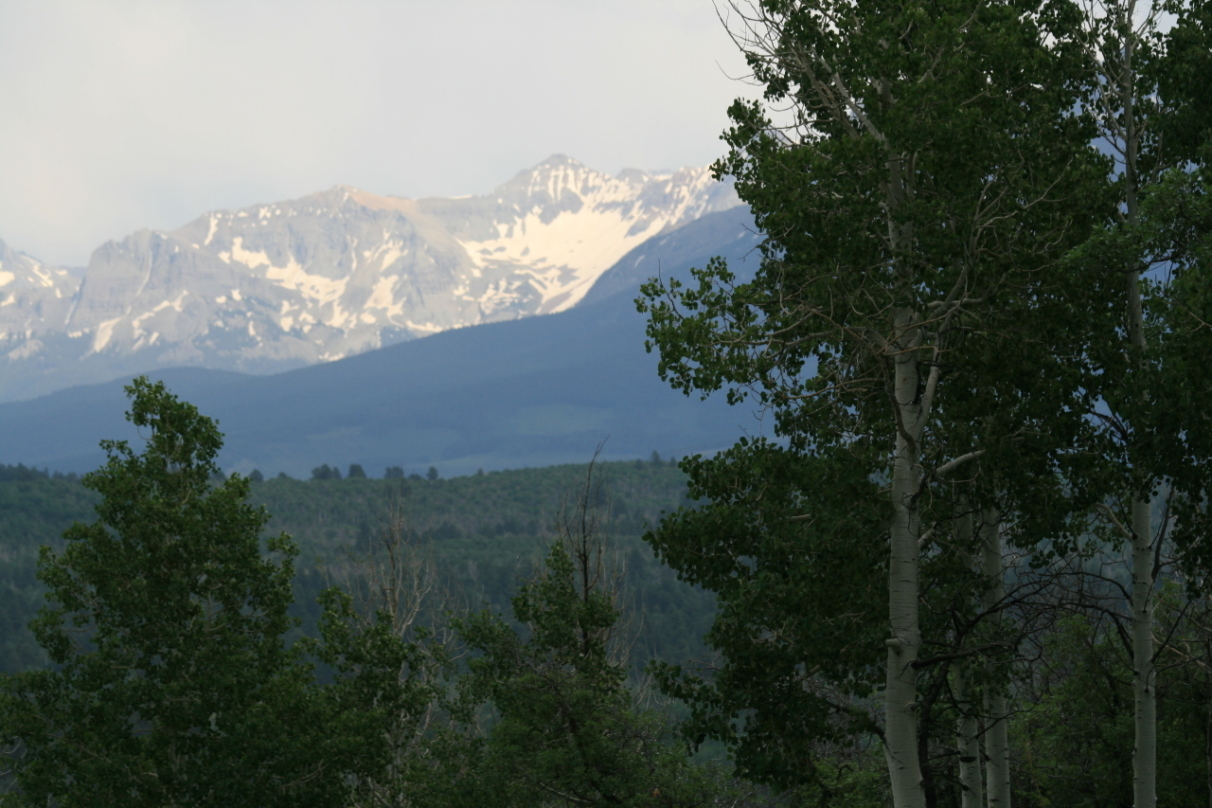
0 458 712 678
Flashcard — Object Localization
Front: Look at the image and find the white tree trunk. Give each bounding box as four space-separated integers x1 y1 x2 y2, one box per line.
981 511 1011 808
1204 649 1212 808
955 666 984 808
885 309 927 808
953 508 985 808
1132 494 1156 808
1126 163 1156 808
1115 2 1156 802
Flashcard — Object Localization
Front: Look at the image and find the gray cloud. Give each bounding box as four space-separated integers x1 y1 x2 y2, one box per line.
0 0 757 266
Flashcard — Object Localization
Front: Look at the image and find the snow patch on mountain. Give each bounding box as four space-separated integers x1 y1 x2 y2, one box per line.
0 241 79 347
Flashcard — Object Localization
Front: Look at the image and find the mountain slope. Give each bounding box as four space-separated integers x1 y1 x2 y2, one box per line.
0 207 763 476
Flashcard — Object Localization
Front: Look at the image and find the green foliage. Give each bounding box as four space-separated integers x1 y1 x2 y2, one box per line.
1053 158 1212 571
255 461 714 674
0 387 727 807
312 463 342 481
1012 601 1212 808
1014 615 1135 807
647 440 887 788
635 0 1112 802
452 539 718 808
0 459 713 678
0 473 97 673
0 378 344 807
306 585 455 807
1153 0 1212 164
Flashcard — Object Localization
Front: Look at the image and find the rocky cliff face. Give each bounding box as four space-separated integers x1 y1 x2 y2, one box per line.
0 156 739 401
0 241 79 361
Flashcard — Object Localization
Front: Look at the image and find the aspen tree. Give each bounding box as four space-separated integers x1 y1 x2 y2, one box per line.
639 2 1105 804
1064 4 1212 804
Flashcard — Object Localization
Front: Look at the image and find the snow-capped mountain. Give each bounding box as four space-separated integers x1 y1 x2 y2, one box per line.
0 156 739 401
0 206 762 476
0 242 79 361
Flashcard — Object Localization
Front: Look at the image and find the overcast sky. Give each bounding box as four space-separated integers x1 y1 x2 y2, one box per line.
0 0 757 267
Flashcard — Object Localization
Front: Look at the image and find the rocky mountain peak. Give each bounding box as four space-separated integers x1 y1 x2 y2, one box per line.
0 241 80 351
0 157 742 402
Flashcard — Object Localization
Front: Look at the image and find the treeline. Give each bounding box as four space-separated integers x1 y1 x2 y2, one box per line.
0 464 80 483
15 382 1212 807
245 452 678 483
0 380 742 808
0 455 712 680
0 470 102 672
7 399 1212 806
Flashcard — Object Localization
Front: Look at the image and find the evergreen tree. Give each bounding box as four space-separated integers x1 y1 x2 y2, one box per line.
451 462 720 808
306 502 455 808
311 464 343 481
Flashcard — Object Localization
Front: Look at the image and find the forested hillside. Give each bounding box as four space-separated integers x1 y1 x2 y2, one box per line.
0 459 714 676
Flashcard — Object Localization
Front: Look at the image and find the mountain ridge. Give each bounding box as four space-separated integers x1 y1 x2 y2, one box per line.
0 206 764 476
0 156 739 402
